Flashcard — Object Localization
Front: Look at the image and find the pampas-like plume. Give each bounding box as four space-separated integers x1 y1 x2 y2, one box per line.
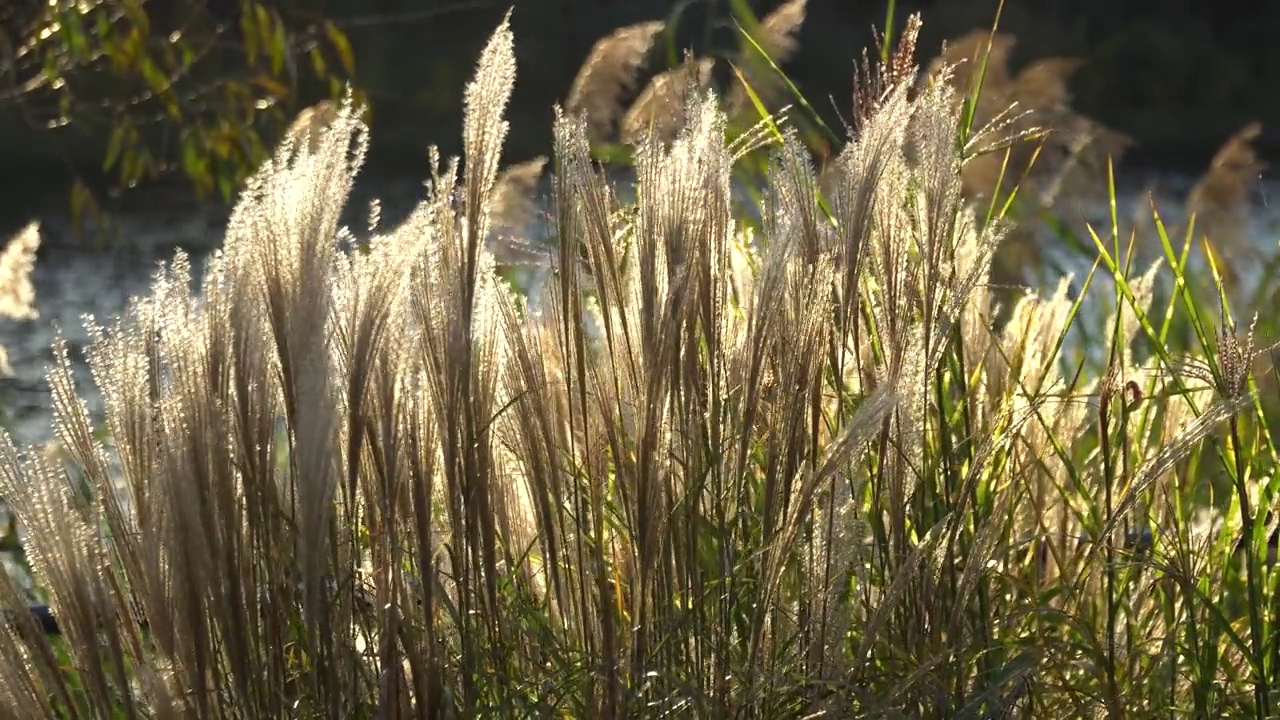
284 99 339 154
0 221 40 376
565 21 666 145
1186 121 1265 278
926 29 1016 99
489 155 548 238
224 87 369 712
725 0 809 119
0 222 38 323
463 12 518 251
1012 58 1134 206
621 56 716 146
852 13 922 134
1011 56 1086 113
927 31 1132 210
408 17 526 703
751 0 808 64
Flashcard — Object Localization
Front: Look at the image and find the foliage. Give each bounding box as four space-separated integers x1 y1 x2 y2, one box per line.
0 9 1279 720
0 0 360 236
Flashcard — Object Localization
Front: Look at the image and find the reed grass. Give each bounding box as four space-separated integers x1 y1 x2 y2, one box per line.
0 8 1276 719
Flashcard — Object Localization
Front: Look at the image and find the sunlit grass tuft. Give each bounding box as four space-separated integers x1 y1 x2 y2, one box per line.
0 9 1276 720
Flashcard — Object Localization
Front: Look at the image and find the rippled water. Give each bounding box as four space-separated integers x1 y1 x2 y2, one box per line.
0 172 1275 452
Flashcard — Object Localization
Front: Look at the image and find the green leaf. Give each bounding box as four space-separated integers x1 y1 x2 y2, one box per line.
269 15 288 77
103 123 129 171
94 13 114 53
179 42 195 71
881 0 898 66
590 141 635 165
726 62 783 145
181 131 201 173
240 4 259 66
726 0 763 53
732 19 840 146
323 20 355 76
58 11 88 59
309 47 327 79
253 4 272 41
122 0 150 35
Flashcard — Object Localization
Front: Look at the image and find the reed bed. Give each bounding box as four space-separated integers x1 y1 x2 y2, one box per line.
0 10 1275 719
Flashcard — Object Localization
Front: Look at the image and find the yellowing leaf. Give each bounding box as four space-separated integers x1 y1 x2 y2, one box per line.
324 20 356 76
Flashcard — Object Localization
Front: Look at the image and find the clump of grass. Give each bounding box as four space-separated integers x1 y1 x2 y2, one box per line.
0 10 1277 720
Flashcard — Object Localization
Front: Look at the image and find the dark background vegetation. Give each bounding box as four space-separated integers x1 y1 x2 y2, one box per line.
2 0 1277 207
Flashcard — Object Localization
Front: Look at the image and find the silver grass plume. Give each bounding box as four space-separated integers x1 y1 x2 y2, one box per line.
284 99 340 154
1186 121 1265 285
753 0 807 62
223 86 369 702
565 20 665 145
0 221 40 376
462 11 517 260
926 29 1016 107
725 0 809 118
0 222 39 323
410 12 523 660
621 55 716 147
490 155 548 236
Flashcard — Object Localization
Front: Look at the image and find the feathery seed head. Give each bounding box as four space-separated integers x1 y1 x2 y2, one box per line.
566 21 666 144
